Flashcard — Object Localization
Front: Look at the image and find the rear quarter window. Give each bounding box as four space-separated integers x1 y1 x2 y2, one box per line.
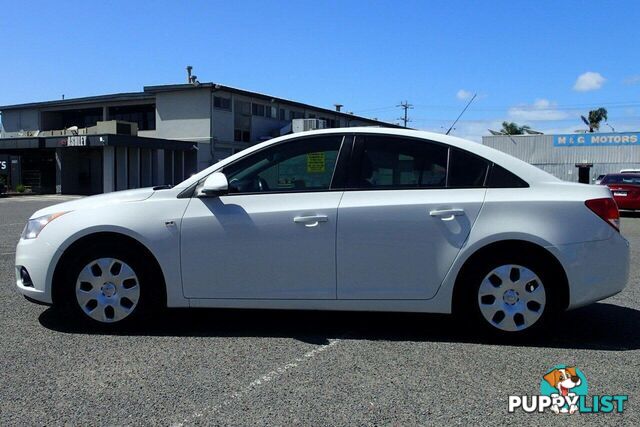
447 148 490 188
487 164 529 188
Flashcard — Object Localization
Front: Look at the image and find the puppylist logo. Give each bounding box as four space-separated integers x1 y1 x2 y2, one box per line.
508 365 628 414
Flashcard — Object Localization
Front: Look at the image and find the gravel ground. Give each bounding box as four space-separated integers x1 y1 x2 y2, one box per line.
0 195 638 425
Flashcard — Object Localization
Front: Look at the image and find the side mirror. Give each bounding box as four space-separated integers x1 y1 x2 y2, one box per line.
199 172 228 196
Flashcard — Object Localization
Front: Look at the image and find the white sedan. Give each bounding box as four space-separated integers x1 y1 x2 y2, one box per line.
15 128 629 334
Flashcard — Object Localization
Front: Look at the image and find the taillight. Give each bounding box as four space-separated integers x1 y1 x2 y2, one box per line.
585 198 620 231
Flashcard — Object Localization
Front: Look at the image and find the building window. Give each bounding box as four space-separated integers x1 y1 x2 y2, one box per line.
321 117 337 128
108 104 156 130
289 110 303 120
252 103 265 117
308 114 316 119
279 108 286 120
251 103 278 119
214 96 231 110
235 129 251 142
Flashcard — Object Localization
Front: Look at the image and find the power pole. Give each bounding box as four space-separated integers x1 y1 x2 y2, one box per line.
397 101 413 128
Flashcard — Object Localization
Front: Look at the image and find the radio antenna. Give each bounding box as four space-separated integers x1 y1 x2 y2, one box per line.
446 93 477 135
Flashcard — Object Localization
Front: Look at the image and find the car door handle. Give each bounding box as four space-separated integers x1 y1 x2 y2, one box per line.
293 215 329 227
429 208 465 220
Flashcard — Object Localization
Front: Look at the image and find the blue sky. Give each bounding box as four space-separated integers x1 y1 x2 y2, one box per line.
1 0 639 140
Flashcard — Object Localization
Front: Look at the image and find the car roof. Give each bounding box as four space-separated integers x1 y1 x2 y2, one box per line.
175 127 559 189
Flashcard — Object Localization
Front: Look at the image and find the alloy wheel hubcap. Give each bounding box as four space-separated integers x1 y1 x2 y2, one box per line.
477 264 546 332
75 258 140 323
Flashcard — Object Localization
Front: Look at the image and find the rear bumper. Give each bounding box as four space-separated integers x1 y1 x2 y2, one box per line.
550 233 629 310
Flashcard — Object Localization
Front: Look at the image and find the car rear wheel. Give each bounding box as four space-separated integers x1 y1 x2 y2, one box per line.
460 254 556 335
477 264 546 332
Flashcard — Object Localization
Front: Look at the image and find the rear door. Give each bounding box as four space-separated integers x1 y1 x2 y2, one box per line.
337 135 488 300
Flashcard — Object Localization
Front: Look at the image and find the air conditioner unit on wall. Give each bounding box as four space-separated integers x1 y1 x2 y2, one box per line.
292 119 328 133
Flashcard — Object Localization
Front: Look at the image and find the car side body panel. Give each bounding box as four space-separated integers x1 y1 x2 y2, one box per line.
14 128 630 318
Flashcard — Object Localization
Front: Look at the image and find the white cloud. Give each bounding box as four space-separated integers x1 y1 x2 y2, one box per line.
624 75 640 85
456 89 472 100
508 98 568 121
573 71 606 92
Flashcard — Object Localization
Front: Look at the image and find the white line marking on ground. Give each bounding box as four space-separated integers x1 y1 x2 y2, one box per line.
1 252 16 257
171 337 343 426
0 223 24 227
0 195 82 203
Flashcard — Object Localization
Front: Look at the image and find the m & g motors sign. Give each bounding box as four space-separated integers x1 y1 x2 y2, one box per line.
553 132 640 147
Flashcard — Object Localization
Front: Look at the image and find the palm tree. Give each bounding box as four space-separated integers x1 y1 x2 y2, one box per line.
581 108 608 132
500 121 531 135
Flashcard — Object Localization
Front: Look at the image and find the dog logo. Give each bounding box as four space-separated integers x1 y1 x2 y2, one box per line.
540 365 588 414
509 364 627 414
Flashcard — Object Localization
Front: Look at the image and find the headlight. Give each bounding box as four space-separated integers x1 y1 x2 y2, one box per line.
21 212 68 240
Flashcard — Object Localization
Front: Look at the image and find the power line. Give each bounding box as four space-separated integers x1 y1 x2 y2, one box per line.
351 105 398 114
355 101 640 114
409 115 640 122
397 101 414 128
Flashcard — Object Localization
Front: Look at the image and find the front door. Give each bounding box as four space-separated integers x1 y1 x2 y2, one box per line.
337 135 487 299
181 135 345 299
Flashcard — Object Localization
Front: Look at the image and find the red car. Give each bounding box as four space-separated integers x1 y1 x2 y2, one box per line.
600 173 640 210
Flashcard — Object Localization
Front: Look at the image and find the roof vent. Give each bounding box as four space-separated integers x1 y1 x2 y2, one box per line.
186 66 199 85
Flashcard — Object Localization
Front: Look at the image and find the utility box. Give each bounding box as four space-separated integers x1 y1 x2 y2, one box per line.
292 119 327 133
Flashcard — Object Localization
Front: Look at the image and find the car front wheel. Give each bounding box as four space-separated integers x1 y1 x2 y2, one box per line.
75 257 141 323
59 243 155 327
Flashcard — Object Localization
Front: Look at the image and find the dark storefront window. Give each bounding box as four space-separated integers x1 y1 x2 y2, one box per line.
108 104 156 130
41 108 103 131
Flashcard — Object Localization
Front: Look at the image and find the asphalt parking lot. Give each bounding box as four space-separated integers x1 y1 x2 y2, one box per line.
0 195 638 425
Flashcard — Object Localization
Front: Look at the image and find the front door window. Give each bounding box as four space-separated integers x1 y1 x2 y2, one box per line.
223 136 343 194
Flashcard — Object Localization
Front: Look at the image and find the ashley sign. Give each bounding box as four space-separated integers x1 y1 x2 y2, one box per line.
60 136 88 147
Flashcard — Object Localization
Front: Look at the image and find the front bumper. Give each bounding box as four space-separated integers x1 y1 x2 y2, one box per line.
550 232 630 310
15 237 61 305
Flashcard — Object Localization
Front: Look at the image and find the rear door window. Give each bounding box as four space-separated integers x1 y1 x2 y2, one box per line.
351 136 448 189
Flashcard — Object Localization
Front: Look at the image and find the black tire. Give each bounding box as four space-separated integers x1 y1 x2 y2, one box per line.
56 241 159 329
456 251 560 336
